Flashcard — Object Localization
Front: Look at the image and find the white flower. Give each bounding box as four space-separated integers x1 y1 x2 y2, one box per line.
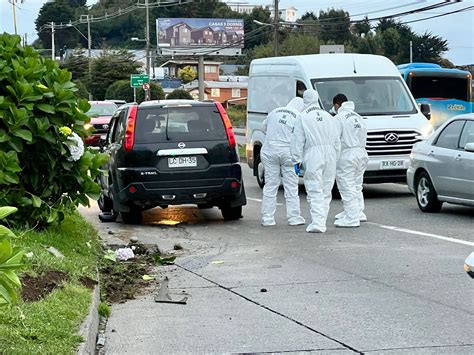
115 247 135 261
66 132 84 161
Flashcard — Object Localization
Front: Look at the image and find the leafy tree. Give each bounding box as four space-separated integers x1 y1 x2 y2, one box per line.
166 89 193 100
61 51 89 82
318 8 352 43
89 50 141 100
242 7 273 49
377 27 401 62
353 16 371 37
0 34 106 228
105 80 165 103
297 12 319 37
178 66 197 84
35 0 85 53
74 80 89 99
412 31 449 64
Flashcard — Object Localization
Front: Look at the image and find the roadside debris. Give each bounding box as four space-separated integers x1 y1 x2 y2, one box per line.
260 288 268 293
210 260 225 264
46 246 64 259
154 277 187 304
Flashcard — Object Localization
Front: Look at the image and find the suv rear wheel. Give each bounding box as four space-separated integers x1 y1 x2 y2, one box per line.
98 191 113 212
416 171 442 212
120 210 143 224
221 205 242 221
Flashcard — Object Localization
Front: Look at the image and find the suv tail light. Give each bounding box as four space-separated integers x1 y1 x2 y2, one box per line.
215 102 236 149
124 105 138 152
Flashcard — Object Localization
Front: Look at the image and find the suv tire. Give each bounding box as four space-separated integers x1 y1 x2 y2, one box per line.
120 210 143 224
221 205 242 221
98 191 113 212
416 171 442 212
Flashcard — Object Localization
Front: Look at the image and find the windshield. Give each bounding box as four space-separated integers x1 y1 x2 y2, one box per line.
410 76 469 101
87 103 117 117
312 77 417 116
135 106 227 143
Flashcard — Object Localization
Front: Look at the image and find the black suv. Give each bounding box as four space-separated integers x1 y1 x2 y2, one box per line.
97 100 246 223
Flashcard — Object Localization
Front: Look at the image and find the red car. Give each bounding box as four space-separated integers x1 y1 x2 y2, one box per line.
84 101 118 146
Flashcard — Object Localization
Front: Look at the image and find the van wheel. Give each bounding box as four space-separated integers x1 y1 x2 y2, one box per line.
120 210 143 224
255 154 265 189
416 172 442 212
221 206 242 221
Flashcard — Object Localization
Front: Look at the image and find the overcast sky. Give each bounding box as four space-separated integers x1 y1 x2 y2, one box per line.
1 0 473 65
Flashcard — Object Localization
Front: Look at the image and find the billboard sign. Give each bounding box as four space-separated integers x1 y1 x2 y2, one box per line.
157 18 244 49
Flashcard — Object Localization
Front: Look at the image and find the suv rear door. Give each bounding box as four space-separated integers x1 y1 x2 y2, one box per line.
122 103 238 189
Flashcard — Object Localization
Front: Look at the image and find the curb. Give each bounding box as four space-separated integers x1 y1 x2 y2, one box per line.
77 284 100 355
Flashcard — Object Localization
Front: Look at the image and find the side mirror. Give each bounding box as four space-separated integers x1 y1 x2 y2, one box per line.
99 135 107 151
419 103 431 120
464 252 474 279
465 142 474 152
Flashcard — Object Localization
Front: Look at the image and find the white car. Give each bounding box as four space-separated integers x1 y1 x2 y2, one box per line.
407 113 474 212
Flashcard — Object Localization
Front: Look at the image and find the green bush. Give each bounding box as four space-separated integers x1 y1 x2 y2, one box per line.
166 89 193 100
73 79 89 99
226 104 247 127
0 33 107 228
0 207 24 306
105 80 165 103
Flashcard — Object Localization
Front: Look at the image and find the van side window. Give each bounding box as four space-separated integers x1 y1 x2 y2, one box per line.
296 81 307 98
248 76 295 113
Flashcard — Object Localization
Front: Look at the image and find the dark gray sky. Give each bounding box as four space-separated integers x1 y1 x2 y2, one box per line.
1 0 473 64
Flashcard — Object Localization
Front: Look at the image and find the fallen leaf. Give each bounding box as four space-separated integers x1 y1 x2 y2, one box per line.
142 275 154 281
210 260 224 264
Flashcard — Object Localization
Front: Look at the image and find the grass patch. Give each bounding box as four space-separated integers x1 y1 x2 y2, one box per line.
0 212 100 354
238 144 246 159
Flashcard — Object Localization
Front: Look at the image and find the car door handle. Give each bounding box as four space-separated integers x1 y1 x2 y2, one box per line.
428 151 435 157
454 154 462 161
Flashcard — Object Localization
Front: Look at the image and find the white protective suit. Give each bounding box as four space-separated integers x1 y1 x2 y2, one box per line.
261 97 306 226
334 101 369 227
291 90 341 233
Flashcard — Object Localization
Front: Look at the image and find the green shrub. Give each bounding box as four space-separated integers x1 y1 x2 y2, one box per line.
0 33 107 228
105 80 165 103
98 301 111 318
73 79 89 99
166 89 193 100
226 104 247 127
0 207 24 306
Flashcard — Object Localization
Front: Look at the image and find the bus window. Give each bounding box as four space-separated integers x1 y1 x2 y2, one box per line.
410 76 469 101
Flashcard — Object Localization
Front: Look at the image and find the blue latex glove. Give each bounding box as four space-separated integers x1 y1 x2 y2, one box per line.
294 163 301 175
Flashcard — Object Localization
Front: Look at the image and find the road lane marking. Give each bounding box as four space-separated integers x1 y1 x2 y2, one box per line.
368 222 474 247
247 197 283 206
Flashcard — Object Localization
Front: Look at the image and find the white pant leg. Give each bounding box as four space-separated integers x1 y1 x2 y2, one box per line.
321 156 337 225
304 160 326 232
261 149 281 225
355 153 369 215
280 152 304 225
336 151 359 223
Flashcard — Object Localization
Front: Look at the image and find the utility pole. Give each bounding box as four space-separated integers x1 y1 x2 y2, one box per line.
273 0 279 56
87 15 93 100
145 0 151 100
410 40 413 63
24 33 28 46
12 0 18 35
198 56 205 101
51 22 55 60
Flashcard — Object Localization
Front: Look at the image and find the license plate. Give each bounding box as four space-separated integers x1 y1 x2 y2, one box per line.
380 160 404 170
168 156 197 168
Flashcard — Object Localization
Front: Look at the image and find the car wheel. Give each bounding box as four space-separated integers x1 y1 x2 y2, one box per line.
99 212 117 223
98 191 113 212
120 210 143 224
221 206 242 221
256 153 265 189
416 172 442 212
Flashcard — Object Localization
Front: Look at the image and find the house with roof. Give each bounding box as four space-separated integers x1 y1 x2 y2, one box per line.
164 22 192 46
183 80 248 107
160 60 222 81
191 26 215 45
213 30 228 45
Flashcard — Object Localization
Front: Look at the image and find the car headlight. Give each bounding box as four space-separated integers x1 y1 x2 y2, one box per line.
417 124 434 140
84 123 93 130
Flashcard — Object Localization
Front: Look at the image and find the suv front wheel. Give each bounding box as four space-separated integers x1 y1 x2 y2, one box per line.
416 171 442 212
221 206 242 221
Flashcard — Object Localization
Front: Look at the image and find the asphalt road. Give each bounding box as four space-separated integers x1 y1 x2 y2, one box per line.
80 164 474 354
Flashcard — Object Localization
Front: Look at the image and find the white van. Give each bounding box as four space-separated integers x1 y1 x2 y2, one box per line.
245 54 434 187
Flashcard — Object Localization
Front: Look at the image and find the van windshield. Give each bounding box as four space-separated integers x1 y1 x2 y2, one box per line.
312 77 417 116
135 106 227 143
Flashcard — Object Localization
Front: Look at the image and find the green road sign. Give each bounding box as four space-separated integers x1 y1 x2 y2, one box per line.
130 74 150 88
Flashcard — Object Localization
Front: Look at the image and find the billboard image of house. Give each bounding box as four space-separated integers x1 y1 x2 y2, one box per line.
157 18 244 48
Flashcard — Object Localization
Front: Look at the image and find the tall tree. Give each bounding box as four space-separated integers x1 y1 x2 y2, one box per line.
412 31 449 63
318 8 351 43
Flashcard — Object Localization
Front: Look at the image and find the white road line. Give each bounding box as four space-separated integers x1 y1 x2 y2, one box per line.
247 197 283 206
368 222 474 247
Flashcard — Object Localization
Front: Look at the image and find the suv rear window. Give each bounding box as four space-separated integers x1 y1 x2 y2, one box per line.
135 105 227 143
